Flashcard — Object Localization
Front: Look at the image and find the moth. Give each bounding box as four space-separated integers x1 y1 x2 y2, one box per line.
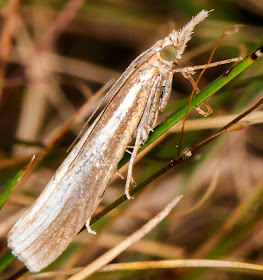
8 10 210 272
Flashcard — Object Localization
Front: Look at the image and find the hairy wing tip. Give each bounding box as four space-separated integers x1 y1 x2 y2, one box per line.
8 239 42 273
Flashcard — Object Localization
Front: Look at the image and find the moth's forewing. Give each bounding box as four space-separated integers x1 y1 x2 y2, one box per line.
8 60 161 272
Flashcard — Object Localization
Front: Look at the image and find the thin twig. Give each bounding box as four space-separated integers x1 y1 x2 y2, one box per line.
178 32 227 155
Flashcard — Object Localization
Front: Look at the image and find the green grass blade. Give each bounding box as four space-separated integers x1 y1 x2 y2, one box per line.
0 250 15 273
0 156 35 273
0 155 35 210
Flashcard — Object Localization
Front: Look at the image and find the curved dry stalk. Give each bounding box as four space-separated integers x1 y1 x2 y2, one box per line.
177 163 221 217
23 259 263 279
101 259 263 273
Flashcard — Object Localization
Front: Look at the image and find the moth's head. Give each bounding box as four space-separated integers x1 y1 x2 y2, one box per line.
158 10 210 63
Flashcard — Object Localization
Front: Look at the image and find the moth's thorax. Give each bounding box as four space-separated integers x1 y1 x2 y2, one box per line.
158 57 177 76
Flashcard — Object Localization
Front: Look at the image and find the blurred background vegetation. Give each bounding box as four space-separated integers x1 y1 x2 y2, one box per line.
0 0 263 279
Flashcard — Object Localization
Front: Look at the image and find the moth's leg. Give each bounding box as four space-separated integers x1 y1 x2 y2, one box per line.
125 127 142 199
159 71 173 111
125 149 133 155
140 74 162 141
125 74 162 199
181 71 198 89
132 74 162 139
148 78 162 130
116 171 124 180
181 71 212 117
195 101 212 117
85 217 97 235
173 57 244 74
